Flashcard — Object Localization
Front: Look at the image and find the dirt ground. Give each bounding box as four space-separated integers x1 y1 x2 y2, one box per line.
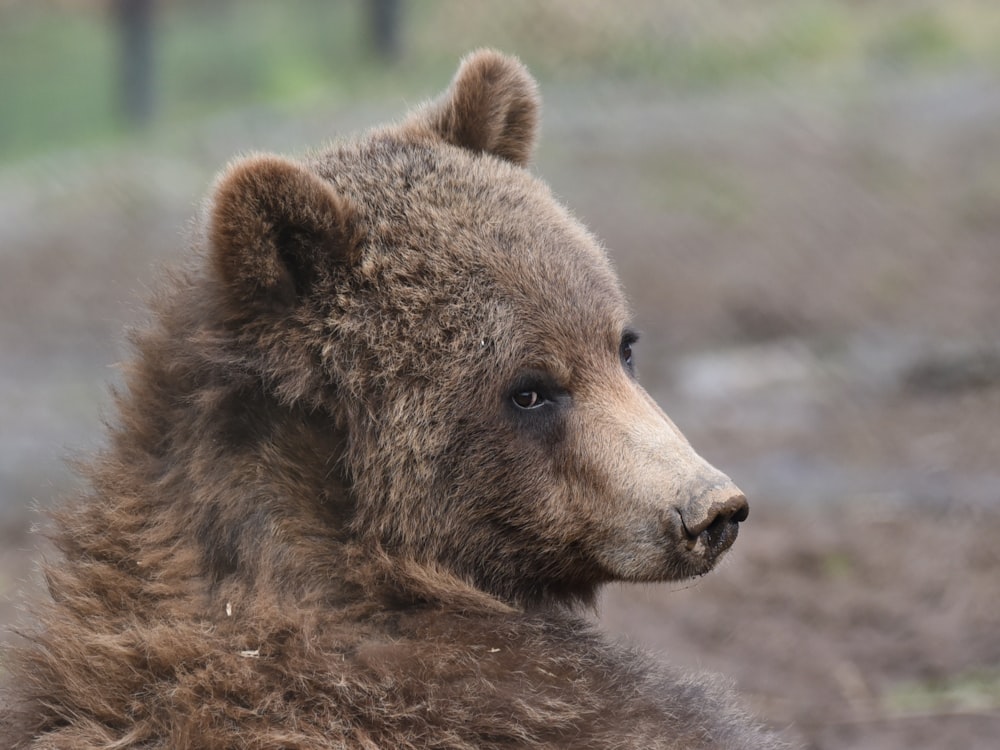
1 72 999 748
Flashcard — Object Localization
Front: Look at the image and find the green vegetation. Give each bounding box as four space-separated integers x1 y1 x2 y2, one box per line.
1 0 999 163
883 669 1000 716
1 10 118 160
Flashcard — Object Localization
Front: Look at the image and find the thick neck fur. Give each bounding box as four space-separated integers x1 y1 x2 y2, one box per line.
57 269 357 615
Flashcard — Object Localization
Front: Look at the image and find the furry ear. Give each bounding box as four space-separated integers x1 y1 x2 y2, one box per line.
208 155 360 310
416 49 540 166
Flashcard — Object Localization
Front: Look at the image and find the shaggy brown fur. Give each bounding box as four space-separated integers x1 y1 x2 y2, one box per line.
1 51 788 749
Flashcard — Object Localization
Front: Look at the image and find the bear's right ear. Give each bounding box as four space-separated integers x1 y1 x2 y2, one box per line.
208 155 361 311
411 49 540 167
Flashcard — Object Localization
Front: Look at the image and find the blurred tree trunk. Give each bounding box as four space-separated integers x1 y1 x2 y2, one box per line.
369 0 401 62
116 0 155 127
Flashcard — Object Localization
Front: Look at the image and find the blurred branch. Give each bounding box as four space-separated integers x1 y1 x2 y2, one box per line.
368 0 401 62
116 0 156 127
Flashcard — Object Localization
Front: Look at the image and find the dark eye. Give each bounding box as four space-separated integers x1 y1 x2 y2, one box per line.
620 329 639 374
507 371 562 412
621 342 633 368
512 389 545 409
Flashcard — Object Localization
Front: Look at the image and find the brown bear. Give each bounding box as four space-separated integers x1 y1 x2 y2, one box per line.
1 51 787 749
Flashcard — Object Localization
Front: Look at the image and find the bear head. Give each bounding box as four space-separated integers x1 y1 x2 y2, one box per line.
204 50 748 607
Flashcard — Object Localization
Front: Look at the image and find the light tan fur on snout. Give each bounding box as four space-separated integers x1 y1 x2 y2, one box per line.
567 365 747 582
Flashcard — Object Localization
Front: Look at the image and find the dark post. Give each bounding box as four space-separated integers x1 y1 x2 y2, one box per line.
116 0 155 127
369 0 401 62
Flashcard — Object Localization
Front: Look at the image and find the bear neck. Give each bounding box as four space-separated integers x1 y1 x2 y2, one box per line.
53 278 360 612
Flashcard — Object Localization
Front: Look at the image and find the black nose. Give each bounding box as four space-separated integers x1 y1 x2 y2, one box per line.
681 493 749 555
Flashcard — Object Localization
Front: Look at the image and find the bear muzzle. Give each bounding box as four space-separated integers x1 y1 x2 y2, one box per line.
677 484 749 561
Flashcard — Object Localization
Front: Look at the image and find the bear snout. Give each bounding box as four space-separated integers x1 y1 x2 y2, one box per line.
677 489 749 559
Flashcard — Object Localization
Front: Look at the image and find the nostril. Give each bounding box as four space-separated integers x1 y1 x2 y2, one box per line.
697 493 748 557
681 493 749 539
730 496 749 524
713 493 748 526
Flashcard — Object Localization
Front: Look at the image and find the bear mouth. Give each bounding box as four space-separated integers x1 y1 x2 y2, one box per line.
603 518 742 582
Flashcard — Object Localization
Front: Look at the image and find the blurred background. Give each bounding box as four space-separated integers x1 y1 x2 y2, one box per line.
1 1 999 747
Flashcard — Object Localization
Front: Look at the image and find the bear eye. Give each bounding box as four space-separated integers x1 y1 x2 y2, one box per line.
507 372 562 413
621 329 639 375
512 390 544 409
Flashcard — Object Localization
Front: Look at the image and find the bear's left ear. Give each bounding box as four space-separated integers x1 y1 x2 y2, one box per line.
410 49 540 167
208 155 361 311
